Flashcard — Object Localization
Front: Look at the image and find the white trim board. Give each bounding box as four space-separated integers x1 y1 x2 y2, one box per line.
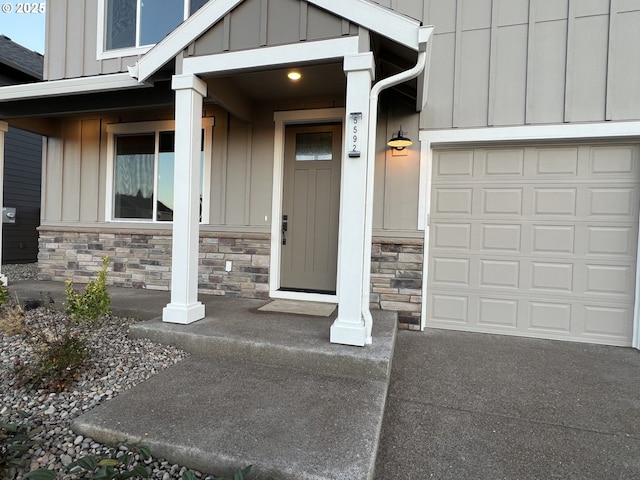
418 122 640 350
0 73 146 101
183 37 359 76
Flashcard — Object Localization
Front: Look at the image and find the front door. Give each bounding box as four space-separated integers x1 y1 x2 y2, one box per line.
280 123 342 294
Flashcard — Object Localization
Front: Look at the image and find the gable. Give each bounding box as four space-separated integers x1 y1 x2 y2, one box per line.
131 0 422 82
191 0 359 57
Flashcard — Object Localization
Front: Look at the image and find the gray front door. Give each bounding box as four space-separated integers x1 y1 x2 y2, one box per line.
280 124 342 293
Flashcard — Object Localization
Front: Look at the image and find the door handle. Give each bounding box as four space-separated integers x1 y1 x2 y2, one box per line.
282 215 288 245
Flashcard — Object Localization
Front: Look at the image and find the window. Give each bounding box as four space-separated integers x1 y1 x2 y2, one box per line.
101 0 210 53
107 120 213 223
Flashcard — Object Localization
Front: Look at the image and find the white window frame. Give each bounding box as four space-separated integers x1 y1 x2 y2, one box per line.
105 119 214 223
96 0 197 60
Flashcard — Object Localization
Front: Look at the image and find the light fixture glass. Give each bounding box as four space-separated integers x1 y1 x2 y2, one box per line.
287 71 302 81
387 127 412 150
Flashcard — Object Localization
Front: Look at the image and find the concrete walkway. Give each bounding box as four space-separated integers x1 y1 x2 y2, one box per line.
9 280 640 479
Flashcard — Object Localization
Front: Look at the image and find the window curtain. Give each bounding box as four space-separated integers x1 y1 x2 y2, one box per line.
114 154 154 198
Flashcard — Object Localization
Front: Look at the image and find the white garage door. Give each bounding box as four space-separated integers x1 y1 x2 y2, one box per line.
427 144 639 346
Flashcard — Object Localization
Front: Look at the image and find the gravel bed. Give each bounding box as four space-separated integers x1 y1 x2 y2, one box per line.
2 263 39 282
0 307 220 479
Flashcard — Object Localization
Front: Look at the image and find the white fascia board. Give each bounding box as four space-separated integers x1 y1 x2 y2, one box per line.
310 0 421 50
0 73 146 102
135 0 244 82
183 36 360 75
420 122 640 144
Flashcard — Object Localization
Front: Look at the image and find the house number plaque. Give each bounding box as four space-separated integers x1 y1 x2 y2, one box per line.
348 112 362 158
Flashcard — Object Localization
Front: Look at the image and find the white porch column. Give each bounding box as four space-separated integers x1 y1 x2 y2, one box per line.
162 74 207 324
0 121 7 286
330 53 375 346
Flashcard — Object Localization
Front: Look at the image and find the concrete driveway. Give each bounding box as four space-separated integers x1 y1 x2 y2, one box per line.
375 329 640 479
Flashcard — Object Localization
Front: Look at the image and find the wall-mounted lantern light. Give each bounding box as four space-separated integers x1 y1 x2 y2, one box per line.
387 126 412 150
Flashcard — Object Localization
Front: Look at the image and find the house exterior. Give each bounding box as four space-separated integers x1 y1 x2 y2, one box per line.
0 35 43 263
0 0 639 349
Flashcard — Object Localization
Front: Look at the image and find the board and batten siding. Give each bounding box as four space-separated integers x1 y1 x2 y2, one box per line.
371 0 640 128
43 0 357 81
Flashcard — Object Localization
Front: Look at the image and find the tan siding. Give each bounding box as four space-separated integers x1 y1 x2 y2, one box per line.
45 0 67 80
267 0 303 45
569 14 608 121
211 112 229 225
225 117 252 225
248 113 275 226
64 0 85 79
611 8 640 120
192 0 355 56
43 136 63 221
229 0 262 52
61 121 81 222
79 120 101 222
421 0 640 128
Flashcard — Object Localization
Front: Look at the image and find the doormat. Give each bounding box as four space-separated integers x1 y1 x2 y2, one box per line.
258 299 337 317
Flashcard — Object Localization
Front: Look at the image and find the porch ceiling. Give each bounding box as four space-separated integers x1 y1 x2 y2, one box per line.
202 62 346 103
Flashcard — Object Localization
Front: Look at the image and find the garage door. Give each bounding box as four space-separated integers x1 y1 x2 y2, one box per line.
427 144 639 346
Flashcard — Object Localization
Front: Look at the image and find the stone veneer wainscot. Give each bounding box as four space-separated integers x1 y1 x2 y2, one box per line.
38 228 423 329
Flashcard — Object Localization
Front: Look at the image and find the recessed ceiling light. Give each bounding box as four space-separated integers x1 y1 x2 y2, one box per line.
287 71 302 81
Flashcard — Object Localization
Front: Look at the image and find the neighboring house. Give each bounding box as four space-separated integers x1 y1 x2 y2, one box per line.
0 35 43 264
0 0 639 350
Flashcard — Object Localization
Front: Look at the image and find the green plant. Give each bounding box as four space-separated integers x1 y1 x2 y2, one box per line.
15 319 90 392
0 283 9 307
64 440 151 479
1 413 41 479
65 257 112 324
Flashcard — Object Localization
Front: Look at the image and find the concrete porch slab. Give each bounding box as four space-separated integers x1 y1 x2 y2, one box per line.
73 356 388 480
129 298 396 382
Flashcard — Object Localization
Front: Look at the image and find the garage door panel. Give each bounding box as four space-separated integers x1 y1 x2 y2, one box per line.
582 304 632 338
588 187 636 216
535 147 579 175
590 146 636 175
433 222 472 250
530 262 574 292
430 294 469 324
531 225 575 254
533 188 577 215
528 301 572 333
480 223 522 252
434 188 473 214
431 257 471 286
434 150 474 176
587 226 635 256
477 297 519 328
483 188 523 214
483 149 525 176
428 143 639 345
583 264 633 297
479 260 520 289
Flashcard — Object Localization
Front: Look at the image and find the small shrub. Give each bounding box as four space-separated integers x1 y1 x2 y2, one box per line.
65 440 151 479
0 283 9 307
65 257 112 324
0 301 25 337
0 413 41 479
15 317 90 392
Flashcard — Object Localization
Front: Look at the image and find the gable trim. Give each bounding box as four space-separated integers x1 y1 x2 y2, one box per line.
183 36 359 76
0 73 146 102
132 0 421 83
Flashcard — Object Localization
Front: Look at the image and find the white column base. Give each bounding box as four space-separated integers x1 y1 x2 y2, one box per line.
330 319 368 347
0 274 7 286
162 302 205 324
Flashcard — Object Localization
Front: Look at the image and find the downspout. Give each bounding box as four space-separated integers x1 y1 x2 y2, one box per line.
362 26 433 343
